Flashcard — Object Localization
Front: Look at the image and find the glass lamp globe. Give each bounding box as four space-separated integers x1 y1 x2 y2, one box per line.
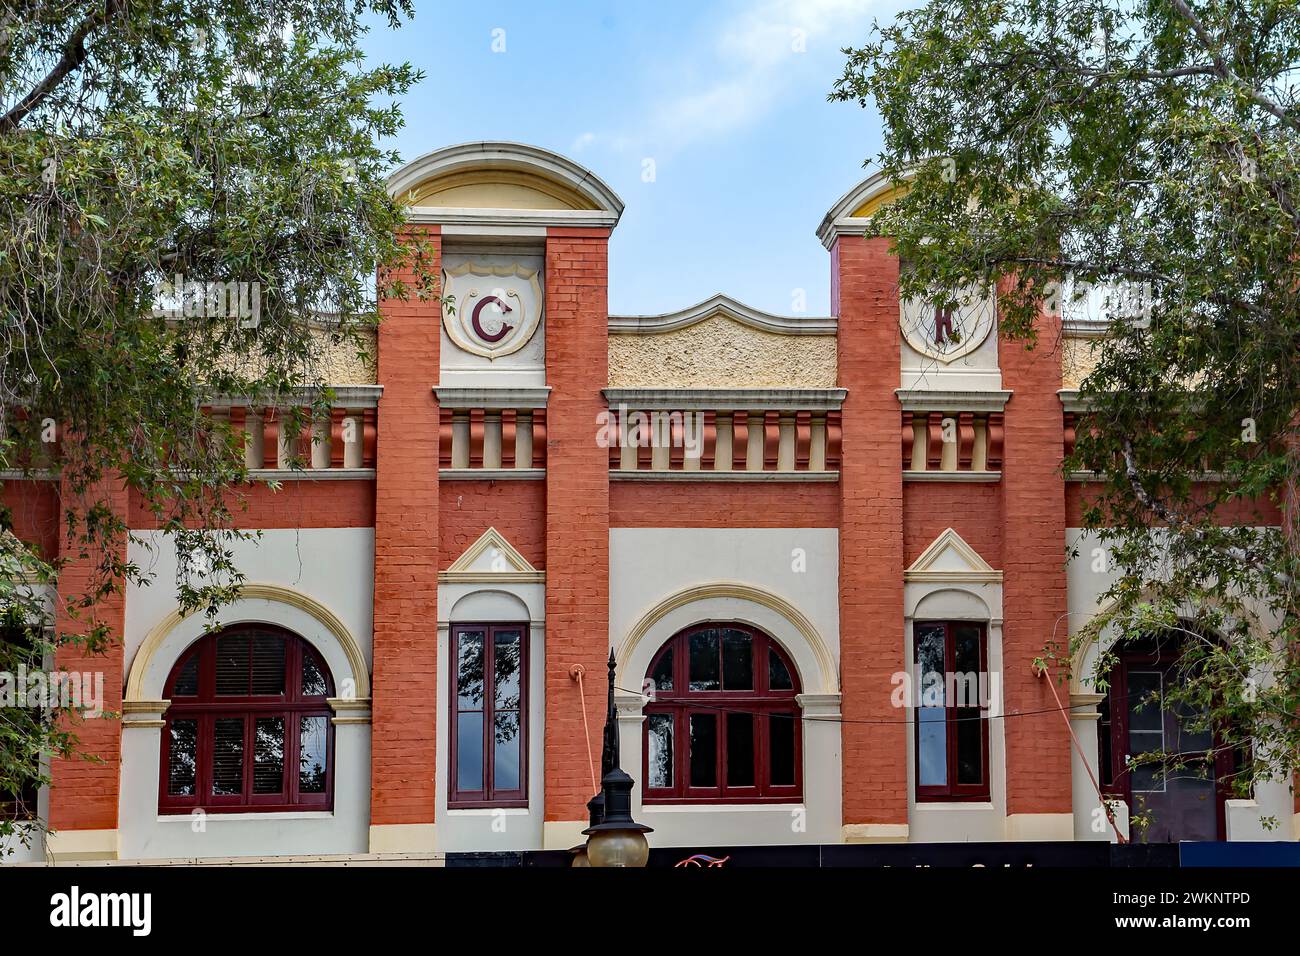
586 827 650 868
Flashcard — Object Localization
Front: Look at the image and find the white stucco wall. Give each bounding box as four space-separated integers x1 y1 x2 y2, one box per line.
116 528 374 859
609 527 842 846
1065 527 1295 842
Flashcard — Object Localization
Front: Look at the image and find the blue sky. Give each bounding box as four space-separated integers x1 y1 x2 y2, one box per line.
360 0 904 316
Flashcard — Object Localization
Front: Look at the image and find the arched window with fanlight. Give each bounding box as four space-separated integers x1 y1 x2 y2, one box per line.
159 624 334 813
642 623 801 804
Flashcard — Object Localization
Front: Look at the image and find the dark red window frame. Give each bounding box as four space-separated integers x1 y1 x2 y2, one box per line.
448 622 529 809
913 620 991 802
159 625 334 814
642 623 802 805
1100 639 1236 840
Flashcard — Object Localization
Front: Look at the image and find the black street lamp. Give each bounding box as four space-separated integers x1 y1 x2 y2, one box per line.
577 650 653 867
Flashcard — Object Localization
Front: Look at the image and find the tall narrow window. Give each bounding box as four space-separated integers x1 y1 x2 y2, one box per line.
449 623 528 808
913 620 990 801
158 625 334 813
642 624 801 804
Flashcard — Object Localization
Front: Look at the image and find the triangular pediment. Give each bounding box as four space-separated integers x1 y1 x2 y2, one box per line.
440 527 544 583
905 528 1001 582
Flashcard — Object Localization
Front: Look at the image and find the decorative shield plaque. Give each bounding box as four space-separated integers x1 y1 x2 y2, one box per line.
899 286 996 363
442 260 544 359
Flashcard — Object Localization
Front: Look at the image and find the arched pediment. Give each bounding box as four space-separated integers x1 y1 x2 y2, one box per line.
388 141 623 222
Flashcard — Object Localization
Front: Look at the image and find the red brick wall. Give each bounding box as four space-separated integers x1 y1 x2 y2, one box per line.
441 480 546 570
904 482 1003 567
1 478 60 560
1065 481 1283 528
835 236 908 828
48 473 127 831
543 227 611 822
127 481 374 530
610 481 840 528
370 227 441 827
999 310 1072 815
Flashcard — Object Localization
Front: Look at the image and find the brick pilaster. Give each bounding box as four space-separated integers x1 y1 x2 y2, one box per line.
48 474 128 833
542 227 611 825
371 227 442 831
999 307 1072 815
834 236 908 830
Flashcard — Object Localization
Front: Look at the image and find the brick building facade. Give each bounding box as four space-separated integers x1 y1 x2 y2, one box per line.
3 141 1293 862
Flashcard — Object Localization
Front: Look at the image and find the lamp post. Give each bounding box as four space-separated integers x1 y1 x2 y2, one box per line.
578 650 652 867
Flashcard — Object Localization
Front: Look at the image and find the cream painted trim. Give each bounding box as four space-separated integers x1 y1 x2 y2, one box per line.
608 294 837 336
1069 692 1105 720
842 823 909 843
369 823 438 854
1005 812 1075 841
124 583 371 702
122 699 169 728
615 581 838 695
904 527 1003 583
542 820 587 851
47 828 118 862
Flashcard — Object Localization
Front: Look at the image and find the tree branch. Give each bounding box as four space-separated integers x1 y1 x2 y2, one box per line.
0 0 125 132
1121 439 1293 589
1169 0 1300 134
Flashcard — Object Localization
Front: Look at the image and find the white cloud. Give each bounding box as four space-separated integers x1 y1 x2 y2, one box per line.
591 0 876 157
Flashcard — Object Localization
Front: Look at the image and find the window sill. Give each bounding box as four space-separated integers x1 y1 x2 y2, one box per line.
446 806 531 816
913 801 996 811
157 810 335 822
642 803 806 813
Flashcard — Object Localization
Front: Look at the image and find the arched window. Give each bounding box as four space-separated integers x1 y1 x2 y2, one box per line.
642 624 801 804
159 625 334 813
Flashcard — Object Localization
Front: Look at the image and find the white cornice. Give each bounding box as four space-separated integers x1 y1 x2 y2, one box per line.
404 206 620 230
609 294 836 336
903 470 1002 483
817 169 912 250
433 386 550 409
602 387 847 411
207 385 383 409
1058 389 1095 414
895 388 1012 413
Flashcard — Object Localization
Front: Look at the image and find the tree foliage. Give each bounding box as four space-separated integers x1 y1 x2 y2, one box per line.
0 0 433 845
834 0 1299 813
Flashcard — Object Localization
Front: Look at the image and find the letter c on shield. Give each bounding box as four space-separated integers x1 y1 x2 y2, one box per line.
471 295 514 343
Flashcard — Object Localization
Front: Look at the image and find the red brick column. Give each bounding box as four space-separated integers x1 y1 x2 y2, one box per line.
834 236 909 838
370 226 442 848
999 307 1073 827
48 473 128 855
542 227 611 841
